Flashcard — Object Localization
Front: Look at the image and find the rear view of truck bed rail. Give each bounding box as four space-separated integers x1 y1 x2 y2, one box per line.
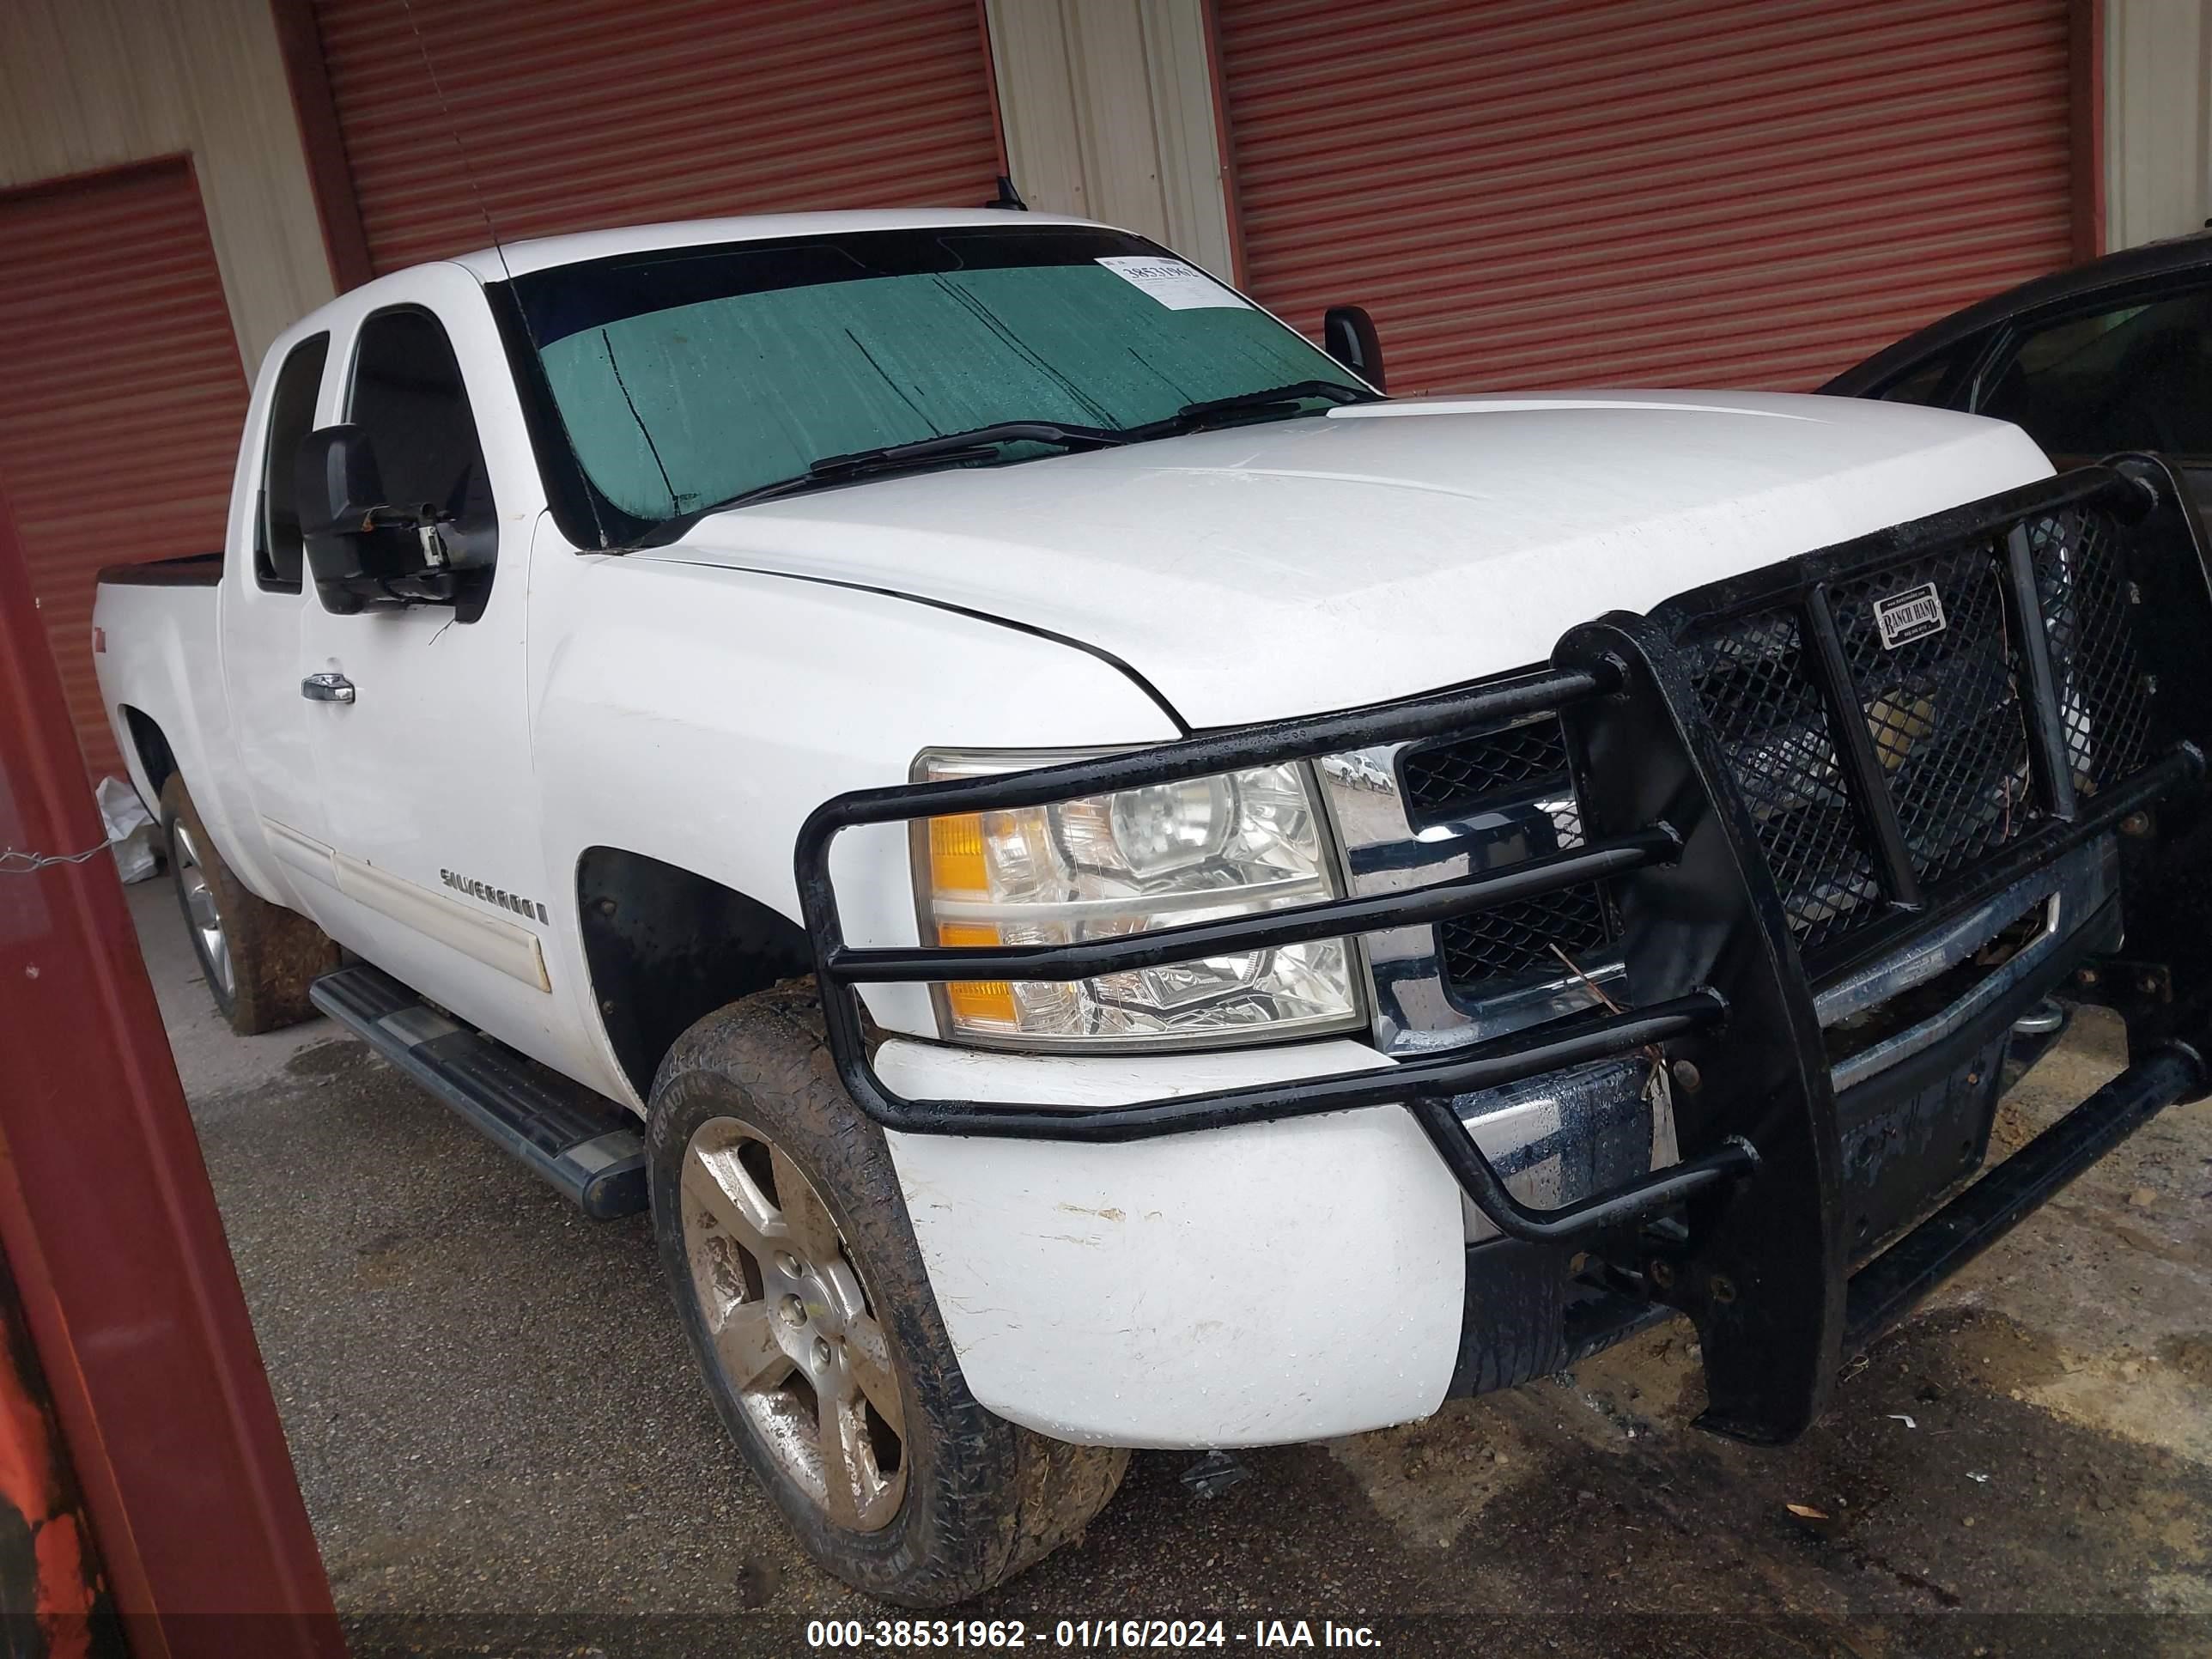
798 455 2212 1444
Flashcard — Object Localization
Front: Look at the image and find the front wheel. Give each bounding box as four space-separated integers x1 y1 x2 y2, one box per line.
646 981 1127 1606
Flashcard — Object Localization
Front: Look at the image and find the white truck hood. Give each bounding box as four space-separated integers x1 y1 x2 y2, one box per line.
644 391 2052 728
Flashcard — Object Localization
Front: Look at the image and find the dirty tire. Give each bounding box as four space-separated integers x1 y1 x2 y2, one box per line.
159 774 337 1034
648 981 1127 1606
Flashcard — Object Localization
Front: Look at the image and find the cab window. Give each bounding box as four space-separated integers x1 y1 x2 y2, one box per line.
1873 341 1973 407
1976 289 2212 459
347 306 498 569
257 333 327 592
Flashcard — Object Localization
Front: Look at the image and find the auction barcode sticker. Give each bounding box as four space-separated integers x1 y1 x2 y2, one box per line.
1873 581 1947 648
1096 255 1249 311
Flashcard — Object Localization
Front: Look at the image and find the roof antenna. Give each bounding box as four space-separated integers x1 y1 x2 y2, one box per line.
397 0 614 551
985 174 1028 211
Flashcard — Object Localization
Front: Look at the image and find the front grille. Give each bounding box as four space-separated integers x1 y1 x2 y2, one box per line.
1403 720 1613 989
1437 879 1612 985
1403 720 1571 821
1682 507 2152 957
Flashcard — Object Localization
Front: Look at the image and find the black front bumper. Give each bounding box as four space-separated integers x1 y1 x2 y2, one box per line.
794 455 2212 1444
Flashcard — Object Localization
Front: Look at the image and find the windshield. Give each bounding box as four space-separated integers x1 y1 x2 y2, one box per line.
504 226 1365 540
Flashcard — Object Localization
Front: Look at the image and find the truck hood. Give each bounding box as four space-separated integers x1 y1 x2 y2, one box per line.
643 390 2051 728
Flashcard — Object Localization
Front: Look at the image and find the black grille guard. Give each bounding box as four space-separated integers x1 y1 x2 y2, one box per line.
795 455 2212 1442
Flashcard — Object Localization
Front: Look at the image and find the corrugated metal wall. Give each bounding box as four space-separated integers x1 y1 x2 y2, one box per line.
313 0 1006 273
0 162 249 780
1215 0 2078 393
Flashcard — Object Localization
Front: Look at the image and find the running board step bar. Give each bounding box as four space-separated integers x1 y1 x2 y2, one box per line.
309 963 647 1219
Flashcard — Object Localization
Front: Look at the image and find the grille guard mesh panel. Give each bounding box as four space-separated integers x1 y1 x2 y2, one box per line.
1437 878 1613 987
1686 609 1885 951
1830 540 2035 888
1679 506 2154 958
1400 719 1614 988
2032 507 2156 798
1402 719 1571 817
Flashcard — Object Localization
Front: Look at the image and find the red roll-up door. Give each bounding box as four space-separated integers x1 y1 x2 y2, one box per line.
1215 0 2077 394
0 161 248 782
313 0 1006 275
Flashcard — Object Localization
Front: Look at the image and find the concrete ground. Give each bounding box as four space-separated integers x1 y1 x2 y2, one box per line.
130 878 2212 1657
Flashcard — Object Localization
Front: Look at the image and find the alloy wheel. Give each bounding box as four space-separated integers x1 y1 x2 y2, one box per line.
173 821 235 1003
680 1115 907 1531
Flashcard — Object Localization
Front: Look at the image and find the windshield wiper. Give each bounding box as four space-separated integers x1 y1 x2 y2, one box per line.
1133 379 1381 439
814 420 1127 474
639 422 1127 545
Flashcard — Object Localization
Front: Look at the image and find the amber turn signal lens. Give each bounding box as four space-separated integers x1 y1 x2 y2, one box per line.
935 921 1016 1028
927 813 989 895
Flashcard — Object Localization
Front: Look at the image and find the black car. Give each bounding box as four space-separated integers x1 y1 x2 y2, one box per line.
1825 231 2212 516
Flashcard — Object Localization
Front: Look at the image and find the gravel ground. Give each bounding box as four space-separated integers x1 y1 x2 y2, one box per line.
129 879 2212 1658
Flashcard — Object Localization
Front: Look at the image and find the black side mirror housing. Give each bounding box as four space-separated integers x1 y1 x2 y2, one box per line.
295 424 455 612
1323 305 1386 393
297 422 386 540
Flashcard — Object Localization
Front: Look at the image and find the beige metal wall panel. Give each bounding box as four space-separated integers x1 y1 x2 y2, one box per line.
986 0 1235 276
990 2 1093 218
2106 0 2212 248
1138 0 1237 277
0 0 335 371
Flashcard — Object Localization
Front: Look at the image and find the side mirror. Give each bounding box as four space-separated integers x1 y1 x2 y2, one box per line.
295 425 454 611
297 423 386 541
1323 305 1386 393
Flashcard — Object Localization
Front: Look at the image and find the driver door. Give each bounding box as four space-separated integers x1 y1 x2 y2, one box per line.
297 288 562 1064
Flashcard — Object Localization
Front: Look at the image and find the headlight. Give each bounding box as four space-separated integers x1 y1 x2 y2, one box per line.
913 750 1364 1049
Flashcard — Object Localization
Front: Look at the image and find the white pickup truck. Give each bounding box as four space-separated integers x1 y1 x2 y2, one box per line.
93 209 2212 1606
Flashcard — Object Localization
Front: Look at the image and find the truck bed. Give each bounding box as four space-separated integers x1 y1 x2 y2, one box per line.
97 551 222 587
90 553 228 836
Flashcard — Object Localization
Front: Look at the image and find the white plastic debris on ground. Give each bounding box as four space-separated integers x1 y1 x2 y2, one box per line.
96 776 159 883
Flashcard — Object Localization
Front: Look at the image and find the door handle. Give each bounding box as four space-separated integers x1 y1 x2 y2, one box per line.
301 672 356 704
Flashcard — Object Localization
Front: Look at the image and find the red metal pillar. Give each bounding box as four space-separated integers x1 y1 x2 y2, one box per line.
0 486 343 1657
2070 0 2108 262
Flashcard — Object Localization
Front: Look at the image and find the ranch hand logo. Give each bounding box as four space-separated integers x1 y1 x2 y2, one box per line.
1872 581 1947 649
441 869 550 925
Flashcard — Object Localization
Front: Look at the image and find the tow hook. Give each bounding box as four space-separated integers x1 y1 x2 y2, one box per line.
1181 1449 1251 1500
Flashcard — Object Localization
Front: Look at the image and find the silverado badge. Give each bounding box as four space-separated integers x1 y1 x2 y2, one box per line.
1872 581 1947 649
